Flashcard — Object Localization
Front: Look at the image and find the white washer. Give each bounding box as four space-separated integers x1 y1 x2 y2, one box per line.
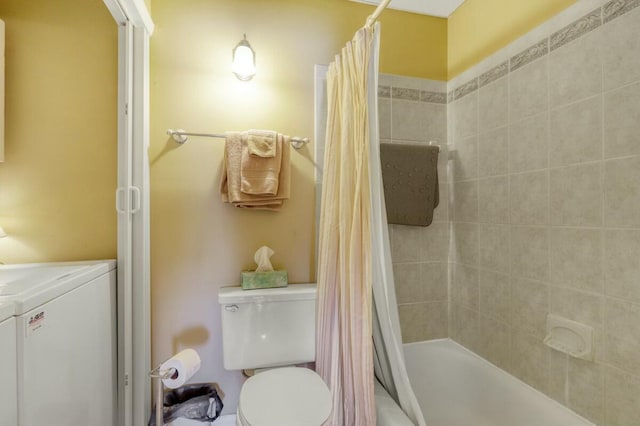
0 260 117 426
0 300 17 426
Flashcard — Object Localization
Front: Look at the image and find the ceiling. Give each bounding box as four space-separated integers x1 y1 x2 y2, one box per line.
350 0 467 18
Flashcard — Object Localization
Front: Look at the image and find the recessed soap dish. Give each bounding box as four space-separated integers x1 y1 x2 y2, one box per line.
543 314 594 361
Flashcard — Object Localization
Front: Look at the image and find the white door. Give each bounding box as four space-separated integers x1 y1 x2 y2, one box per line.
115 19 135 426
115 21 152 426
104 2 153 425
131 25 152 426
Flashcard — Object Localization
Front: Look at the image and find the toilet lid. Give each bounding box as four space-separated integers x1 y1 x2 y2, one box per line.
239 367 331 426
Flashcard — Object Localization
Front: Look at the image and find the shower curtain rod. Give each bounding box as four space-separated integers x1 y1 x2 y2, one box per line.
365 0 392 28
166 129 310 149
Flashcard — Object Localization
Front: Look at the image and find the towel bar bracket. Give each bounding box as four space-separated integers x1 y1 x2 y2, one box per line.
290 137 309 150
166 129 310 149
167 129 189 144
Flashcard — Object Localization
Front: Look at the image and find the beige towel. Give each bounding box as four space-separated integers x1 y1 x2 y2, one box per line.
247 129 276 157
220 131 291 211
241 130 282 195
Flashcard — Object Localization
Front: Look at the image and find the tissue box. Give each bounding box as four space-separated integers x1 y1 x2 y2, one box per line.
241 270 288 290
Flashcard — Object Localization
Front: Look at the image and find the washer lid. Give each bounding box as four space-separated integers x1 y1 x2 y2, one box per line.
0 260 116 314
239 367 331 426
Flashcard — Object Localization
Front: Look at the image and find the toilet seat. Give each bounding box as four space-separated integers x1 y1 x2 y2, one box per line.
237 367 331 426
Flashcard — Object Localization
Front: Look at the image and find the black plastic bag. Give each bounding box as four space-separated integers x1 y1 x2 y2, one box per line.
148 383 223 426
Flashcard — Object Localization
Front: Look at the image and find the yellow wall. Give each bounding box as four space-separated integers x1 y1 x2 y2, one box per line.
448 0 577 78
0 0 117 263
379 8 447 79
149 0 446 411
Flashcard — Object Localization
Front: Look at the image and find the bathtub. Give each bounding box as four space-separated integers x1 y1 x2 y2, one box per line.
404 339 595 426
179 339 595 426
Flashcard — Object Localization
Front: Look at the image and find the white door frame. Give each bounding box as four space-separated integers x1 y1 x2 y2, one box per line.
102 1 153 425
131 24 152 426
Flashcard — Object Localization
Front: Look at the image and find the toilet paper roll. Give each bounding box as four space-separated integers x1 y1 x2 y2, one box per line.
161 349 201 389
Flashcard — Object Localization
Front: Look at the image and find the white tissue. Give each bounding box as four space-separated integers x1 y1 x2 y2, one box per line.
161 348 201 389
254 246 275 272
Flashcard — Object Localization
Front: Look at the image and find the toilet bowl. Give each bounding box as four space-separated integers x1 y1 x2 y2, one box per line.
218 284 332 426
237 367 331 426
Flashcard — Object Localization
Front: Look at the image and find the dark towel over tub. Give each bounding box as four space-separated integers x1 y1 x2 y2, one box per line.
380 142 439 226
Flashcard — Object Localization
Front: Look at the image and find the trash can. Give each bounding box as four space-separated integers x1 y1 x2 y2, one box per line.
148 383 223 426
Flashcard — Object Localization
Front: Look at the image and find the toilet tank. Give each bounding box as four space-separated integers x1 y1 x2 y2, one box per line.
218 283 316 370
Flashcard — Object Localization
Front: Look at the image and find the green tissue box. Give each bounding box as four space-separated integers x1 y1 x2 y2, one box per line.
241 270 288 290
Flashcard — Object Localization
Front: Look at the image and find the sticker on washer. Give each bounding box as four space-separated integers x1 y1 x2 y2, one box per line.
26 311 46 336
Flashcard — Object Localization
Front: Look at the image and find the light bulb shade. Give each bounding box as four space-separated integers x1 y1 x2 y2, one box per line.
0 225 6 238
232 36 256 81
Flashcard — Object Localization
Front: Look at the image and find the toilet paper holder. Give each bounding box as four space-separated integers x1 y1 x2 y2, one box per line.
149 365 178 426
148 349 202 426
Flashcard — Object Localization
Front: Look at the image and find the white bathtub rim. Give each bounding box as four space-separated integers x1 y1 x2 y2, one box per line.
404 338 596 426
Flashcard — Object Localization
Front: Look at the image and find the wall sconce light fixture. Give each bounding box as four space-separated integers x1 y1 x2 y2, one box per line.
0 225 6 238
232 34 256 81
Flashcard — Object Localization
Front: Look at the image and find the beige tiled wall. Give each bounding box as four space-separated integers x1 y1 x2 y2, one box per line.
377 74 450 343
448 1 640 424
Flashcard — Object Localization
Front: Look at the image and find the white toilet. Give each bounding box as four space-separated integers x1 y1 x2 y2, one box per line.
218 283 332 426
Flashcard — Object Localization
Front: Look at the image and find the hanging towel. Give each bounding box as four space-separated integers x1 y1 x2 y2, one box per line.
380 142 439 226
220 131 291 211
247 129 276 157
241 130 282 195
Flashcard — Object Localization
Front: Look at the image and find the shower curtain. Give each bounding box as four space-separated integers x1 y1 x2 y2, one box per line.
316 22 425 426
367 34 427 426
315 23 376 426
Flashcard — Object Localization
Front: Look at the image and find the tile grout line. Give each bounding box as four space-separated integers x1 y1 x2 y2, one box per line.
506 63 514 373
544 61 559 398
545 39 553 398
599 11 609 420
474 85 481 332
